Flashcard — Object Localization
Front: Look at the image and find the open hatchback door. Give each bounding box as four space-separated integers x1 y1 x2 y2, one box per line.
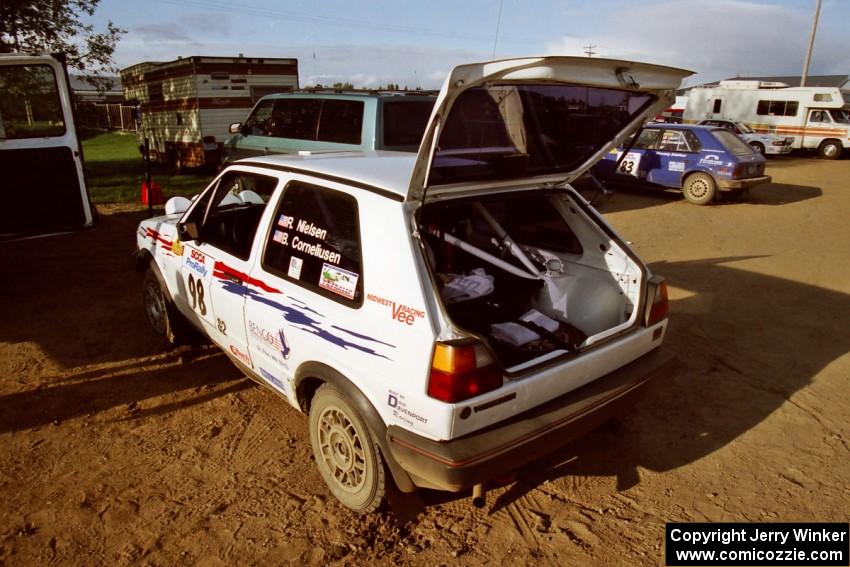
408 56 693 202
412 56 692 371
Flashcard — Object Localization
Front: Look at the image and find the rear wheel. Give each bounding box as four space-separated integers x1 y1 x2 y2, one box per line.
682 172 716 205
749 142 765 156
818 140 842 160
309 385 386 513
143 268 187 346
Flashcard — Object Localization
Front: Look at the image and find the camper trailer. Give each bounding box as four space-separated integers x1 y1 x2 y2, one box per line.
0 53 95 238
683 81 850 159
122 56 299 169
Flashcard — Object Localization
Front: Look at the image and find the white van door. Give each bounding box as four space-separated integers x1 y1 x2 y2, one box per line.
0 54 94 237
803 109 833 149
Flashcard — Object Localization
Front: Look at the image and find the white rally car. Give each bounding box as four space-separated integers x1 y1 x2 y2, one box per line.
137 56 687 513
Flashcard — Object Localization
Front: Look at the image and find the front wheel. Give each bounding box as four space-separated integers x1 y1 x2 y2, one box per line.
818 140 842 160
143 268 187 346
682 172 716 205
749 142 765 156
309 385 386 513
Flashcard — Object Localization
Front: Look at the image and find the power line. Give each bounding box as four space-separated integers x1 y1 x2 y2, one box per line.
583 44 597 57
492 0 504 59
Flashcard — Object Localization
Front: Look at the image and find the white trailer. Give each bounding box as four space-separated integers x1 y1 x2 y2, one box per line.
122 56 299 168
683 81 850 159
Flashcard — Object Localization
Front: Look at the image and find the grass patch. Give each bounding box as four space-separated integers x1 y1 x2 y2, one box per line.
82 131 214 204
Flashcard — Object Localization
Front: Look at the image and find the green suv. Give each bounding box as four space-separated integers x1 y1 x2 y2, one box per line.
222 92 436 165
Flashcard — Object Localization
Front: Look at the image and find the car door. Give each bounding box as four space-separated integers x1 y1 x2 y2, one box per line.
802 109 833 149
647 129 692 187
610 128 659 183
243 178 368 400
0 54 95 237
179 168 282 366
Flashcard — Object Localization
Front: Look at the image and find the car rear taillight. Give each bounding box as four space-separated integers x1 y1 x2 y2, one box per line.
771 141 786 147
427 341 502 403
644 276 669 326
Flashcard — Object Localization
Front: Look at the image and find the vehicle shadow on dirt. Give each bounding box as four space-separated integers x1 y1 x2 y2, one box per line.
0 353 248 434
592 181 821 213
392 255 850 520
0 209 170 369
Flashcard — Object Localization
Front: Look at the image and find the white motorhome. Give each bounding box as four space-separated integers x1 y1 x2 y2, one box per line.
122 56 299 169
683 80 850 159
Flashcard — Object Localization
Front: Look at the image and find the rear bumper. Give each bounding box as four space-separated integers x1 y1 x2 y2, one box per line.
387 348 677 492
717 175 771 190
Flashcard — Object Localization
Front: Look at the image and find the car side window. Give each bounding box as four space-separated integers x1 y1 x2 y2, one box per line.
683 131 701 152
658 130 693 152
317 99 364 144
632 129 660 149
185 171 279 260
263 181 363 306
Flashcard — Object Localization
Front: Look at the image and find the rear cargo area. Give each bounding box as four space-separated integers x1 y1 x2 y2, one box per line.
419 189 644 369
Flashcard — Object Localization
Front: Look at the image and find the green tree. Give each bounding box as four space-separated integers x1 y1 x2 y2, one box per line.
332 81 354 90
0 0 124 84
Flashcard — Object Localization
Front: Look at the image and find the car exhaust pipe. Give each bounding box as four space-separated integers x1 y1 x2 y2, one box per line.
472 483 487 508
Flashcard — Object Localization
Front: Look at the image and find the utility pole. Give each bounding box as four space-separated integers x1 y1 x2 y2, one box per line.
584 44 597 57
801 0 822 86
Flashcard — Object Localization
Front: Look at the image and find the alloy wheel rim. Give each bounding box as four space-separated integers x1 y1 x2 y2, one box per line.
317 406 366 493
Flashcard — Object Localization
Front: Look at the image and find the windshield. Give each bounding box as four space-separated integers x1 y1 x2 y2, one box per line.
829 109 850 124
429 83 655 186
736 122 755 134
713 129 755 155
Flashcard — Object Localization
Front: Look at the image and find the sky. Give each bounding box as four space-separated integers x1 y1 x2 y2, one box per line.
88 0 850 88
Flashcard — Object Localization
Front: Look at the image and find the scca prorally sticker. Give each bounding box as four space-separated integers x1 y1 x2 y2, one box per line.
184 248 209 278
287 256 303 280
318 263 358 300
669 161 685 172
367 293 426 326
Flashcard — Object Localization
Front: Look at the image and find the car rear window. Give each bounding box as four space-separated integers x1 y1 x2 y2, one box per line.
381 99 435 149
0 64 66 139
712 129 755 155
430 84 655 186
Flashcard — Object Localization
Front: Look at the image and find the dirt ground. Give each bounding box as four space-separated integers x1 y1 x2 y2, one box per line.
1 157 849 566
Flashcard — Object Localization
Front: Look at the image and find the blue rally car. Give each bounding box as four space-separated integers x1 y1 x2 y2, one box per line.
595 123 771 205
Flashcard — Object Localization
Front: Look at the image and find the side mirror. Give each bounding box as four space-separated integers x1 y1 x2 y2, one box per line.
229 122 242 134
178 222 200 242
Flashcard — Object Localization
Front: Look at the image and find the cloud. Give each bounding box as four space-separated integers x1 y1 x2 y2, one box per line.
133 23 194 43
546 0 849 83
114 39 484 88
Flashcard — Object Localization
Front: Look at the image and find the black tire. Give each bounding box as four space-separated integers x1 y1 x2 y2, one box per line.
749 142 765 156
682 172 716 205
142 267 187 346
309 385 386 513
818 140 842 160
